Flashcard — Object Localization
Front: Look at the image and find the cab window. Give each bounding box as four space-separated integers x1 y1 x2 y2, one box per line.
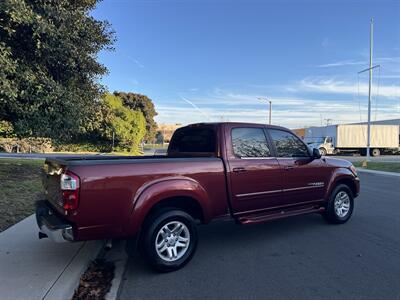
232 128 271 158
168 127 216 156
268 129 309 157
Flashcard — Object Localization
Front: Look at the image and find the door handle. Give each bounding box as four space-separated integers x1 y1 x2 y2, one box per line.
233 167 246 173
284 166 294 171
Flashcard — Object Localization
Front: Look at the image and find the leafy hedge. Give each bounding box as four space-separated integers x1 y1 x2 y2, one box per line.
0 137 52 153
53 142 109 153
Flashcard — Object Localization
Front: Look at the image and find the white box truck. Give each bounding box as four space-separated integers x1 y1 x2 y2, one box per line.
304 124 400 156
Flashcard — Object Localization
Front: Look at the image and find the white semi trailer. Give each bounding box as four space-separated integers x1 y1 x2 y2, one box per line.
304 124 400 156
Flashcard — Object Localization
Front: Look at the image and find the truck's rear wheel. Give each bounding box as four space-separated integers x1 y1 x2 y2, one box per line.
139 209 198 272
323 184 354 224
371 148 380 157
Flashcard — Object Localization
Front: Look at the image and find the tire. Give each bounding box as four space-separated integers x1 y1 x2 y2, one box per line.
323 184 354 224
139 208 198 272
319 148 327 156
371 148 380 157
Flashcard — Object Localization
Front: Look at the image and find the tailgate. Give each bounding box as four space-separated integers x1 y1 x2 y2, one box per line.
42 159 67 214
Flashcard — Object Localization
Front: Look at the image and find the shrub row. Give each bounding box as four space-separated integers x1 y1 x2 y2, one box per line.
0 138 53 153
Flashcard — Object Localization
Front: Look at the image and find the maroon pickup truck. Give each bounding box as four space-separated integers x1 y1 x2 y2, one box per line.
36 122 359 271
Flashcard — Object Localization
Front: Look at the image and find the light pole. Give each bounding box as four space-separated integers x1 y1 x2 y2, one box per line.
358 18 379 162
257 97 272 125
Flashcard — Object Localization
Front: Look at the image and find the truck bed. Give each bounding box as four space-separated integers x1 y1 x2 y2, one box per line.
43 155 229 240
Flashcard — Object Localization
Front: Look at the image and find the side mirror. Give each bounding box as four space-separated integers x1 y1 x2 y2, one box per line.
313 148 322 159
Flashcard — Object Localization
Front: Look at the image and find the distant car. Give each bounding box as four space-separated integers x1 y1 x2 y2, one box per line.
37 122 360 272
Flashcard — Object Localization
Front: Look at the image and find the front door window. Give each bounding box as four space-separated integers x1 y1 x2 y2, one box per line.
268 129 310 158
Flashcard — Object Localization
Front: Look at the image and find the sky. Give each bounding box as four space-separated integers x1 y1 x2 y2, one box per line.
92 0 400 129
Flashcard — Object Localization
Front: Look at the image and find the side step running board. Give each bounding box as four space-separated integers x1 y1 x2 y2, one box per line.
238 206 325 225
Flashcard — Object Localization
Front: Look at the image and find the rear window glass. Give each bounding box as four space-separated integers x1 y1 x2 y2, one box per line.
168 127 216 154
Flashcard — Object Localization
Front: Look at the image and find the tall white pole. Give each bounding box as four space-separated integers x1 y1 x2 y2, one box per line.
366 18 373 161
269 100 272 125
257 97 272 125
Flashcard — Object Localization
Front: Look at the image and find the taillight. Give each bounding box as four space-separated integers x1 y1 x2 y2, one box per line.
60 172 80 212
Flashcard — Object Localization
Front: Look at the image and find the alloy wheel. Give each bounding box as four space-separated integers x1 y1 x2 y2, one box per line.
155 221 191 262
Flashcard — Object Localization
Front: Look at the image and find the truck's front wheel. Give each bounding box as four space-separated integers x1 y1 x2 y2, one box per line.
323 184 354 224
140 209 198 272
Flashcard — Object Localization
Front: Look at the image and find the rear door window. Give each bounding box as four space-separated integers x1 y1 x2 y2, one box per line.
232 127 271 158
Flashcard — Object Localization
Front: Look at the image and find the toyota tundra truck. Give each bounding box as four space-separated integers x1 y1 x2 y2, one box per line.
36 122 360 272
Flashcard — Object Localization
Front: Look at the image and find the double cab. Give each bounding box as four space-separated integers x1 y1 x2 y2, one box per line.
37 122 360 271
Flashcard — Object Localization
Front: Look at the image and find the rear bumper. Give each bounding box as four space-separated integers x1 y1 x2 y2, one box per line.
36 200 74 242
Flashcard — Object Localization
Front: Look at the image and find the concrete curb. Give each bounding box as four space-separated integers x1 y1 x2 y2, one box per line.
44 240 104 300
0 215 104 300
104 240 129 300
356 168 400 177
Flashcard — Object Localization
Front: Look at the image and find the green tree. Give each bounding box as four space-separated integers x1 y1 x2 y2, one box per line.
113 92 158 142
0 0 114 141
102 93 146 152
0 120 14 137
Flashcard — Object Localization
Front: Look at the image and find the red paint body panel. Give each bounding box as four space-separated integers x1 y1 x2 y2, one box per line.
41 122 360 242
66 158 228 240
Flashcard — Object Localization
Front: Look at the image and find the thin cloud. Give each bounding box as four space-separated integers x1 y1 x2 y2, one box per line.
130 79 139 85
379 75 400 79
155 102 400 129
132 59 145 69
316 56 400 68
297 77 400 99
376 56 400 62
317 59 366 68
180 96 211 120
156 79 400 128
163 88 399 128
124 54 145 68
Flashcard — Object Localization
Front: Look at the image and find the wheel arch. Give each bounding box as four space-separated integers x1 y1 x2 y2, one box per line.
325 169 359 201
144 196 205 225
332 178 357 198
125 177 210 236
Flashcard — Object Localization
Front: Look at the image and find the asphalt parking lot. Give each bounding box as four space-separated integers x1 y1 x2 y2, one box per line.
119 172 400 300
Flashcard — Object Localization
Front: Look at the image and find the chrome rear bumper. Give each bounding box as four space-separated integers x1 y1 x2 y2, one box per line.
36 200 74 243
